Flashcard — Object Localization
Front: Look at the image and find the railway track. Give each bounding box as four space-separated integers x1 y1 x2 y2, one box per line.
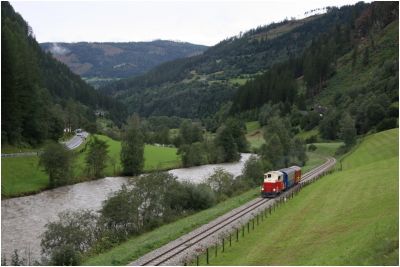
131 157 336 266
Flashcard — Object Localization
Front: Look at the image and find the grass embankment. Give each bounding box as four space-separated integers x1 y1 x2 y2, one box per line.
204 128 398 265
1 135 181 198
81 138 342 265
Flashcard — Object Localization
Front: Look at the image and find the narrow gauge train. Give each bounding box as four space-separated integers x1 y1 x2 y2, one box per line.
261 166 301 198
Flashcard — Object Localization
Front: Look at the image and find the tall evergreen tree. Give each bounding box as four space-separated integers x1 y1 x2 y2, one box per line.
339 113 357 147
120 114 144 175
85 136 109 178
39 143 73 188
214 125 240 162
261 134 284 169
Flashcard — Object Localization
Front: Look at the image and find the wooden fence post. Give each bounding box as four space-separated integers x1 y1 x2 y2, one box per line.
206 248 209 264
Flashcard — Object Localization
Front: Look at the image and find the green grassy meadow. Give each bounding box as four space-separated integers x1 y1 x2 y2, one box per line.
1 135 181 197
202 128 399 265
245 121 265 150
295 128 319 141
1 156 48 197
245 121 260 133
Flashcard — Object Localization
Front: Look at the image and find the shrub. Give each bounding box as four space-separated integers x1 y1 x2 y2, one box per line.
242 156 264 187
41 210 99 265
49 244 81 266
206 168 235 200
308 143 317 151
39 142 73 188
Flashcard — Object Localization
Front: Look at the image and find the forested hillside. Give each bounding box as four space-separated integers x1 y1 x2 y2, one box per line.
101 3 372 118
1 2 127 146
231 1 398 138
40 41 207 87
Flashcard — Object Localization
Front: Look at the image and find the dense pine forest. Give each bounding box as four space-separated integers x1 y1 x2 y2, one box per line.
1 2 127 146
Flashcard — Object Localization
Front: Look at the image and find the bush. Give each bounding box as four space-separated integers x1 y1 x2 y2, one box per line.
99 184 140 239
49 244 81 266
183 183 216 210
242 156 264 187
335 144 351 156
206 168 235 201
308 143 317 151
41 210 99 265
39 142 73 188
305 134 318 144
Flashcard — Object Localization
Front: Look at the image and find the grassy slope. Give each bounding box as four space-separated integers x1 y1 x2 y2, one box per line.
245 121 260 133
245 121 265 150
1 135 181 197
82 139 341 265
206 128 398 265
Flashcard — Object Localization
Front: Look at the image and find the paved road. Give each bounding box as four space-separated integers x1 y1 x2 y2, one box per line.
63 131 89 150
1 131 89 157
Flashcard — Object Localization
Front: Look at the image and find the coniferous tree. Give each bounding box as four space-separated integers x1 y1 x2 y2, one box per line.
120 114 144 175
214 125 240 162
261 134 284 169
339 113 357 147
362 47 369 66
85 136 109 178
39 143 73 187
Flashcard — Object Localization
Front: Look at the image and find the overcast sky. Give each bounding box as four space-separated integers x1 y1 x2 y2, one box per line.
11 0 365 46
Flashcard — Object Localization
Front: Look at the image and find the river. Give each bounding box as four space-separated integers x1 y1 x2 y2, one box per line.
1 153 252 263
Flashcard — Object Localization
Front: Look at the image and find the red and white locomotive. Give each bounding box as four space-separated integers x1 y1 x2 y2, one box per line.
261 166 301 198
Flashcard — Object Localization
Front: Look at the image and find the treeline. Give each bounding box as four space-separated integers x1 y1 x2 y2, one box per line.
176 118 248 167
1 2 127 146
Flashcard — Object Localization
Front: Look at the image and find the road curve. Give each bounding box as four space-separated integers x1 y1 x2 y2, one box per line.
1 132 89 158
129 157 336 266
63 131 89 150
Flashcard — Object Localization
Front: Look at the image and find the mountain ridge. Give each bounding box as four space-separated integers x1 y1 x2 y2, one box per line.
40 40 207 87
